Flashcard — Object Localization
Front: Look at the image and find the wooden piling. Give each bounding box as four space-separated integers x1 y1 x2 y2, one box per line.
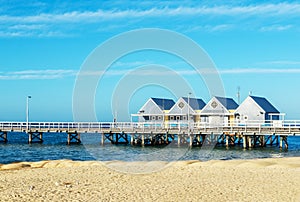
197 134 201 145
29 133 32 144
141 134 145 146
225 135 229 147
130 134 134 145
243 136 247 148
0 131 8 143
28 131 43 144
101 133 105 145
67 132 81 145
248 136 252 148
260 136 265 147
189 135 193 147
279 136 283 148
177 134 181 146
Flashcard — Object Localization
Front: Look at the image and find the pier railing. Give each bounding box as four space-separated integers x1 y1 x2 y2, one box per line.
1 120 300 133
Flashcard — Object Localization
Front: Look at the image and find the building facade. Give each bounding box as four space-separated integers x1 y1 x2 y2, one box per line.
168 97 206 123
234 95 280 124
134 97 175 122
200 96 239 126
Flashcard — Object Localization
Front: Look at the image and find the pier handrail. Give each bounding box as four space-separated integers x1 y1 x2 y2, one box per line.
1 120 300 133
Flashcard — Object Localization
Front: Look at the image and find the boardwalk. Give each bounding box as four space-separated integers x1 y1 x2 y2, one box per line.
0 120 300 148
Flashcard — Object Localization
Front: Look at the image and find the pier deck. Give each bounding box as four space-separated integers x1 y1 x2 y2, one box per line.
0 121 299 148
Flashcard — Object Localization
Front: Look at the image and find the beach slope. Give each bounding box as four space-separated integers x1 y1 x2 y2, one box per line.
0 157 300 201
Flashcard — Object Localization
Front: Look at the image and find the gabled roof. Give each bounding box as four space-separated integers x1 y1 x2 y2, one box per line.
182 97 206 110
215 96 239 110
151 98 175 110
250 96 279 113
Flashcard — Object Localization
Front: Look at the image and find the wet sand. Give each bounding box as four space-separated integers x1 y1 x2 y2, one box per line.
0 157 300 201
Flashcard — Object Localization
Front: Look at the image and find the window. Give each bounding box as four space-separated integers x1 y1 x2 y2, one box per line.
176 116 180 120
158 116 162 120
152 116 156 120
170 116 174 120
183 116 187 120
244 116 248 120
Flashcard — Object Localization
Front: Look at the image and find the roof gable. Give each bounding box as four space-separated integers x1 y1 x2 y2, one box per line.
215 96 239 110
151 97 175 110
182 97 206 110
250 96 279 113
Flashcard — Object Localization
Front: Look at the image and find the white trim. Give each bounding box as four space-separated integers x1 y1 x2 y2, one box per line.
137 98 164 114
201 97 230 114
168 97 196 114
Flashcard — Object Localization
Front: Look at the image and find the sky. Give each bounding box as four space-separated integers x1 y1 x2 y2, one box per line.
0 0 300 121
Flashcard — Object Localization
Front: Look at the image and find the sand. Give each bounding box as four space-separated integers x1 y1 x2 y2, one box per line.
0 158 300 202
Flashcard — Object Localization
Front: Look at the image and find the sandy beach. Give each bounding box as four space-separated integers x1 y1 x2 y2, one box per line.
0 157 300 202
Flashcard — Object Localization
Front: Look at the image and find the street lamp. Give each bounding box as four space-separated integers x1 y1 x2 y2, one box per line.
187 92 192 133
26 95 32 130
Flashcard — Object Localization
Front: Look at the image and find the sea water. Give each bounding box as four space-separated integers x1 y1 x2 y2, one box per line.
0 132 299 164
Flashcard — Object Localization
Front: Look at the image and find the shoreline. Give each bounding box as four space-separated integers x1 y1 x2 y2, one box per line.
1 156 300 171
0 158 299 201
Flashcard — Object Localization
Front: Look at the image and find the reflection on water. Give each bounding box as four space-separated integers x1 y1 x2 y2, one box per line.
0 132 299 164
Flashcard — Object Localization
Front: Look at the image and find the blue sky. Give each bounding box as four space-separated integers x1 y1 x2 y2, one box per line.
0 0 300 121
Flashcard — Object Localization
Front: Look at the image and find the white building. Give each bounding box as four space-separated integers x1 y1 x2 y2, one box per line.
234 95 281 124
168 97 206 123
200 96 239 126
134 97 175 122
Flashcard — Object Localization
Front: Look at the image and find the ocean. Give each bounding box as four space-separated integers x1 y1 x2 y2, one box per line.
0 132 300 164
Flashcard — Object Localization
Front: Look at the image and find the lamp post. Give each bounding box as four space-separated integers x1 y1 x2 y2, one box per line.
187 92 192 133
26 95 32 131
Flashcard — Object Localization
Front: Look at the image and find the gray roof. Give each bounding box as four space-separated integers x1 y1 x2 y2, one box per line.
250 96 279 113
182 97 206 110
151 98 175 110
215 96 239 110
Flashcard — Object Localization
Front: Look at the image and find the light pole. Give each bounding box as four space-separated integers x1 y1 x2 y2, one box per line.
187 92 192 133
26 95 32 130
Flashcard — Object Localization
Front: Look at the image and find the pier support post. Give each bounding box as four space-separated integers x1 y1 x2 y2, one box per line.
141 134 145 146
130 134 134 145
101 133 105 145
260 136 265 147
189 135 193 147
28 131 43 144
197 134 201 145
248 136 252 148
165 132 168 144
115 133 119 145
67 131 81 145
225 135 229 147
243 136 247 149
279 136 283 148
0 131 8 143
283 136 288 149
177 134 181 146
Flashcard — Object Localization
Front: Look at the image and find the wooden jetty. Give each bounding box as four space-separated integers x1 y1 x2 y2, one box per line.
0 120 300 149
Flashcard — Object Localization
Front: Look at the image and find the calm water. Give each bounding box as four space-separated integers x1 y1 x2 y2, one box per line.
0 132 300 164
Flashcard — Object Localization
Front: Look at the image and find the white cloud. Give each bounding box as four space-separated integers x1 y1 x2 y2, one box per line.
259 60 300 65
218 68 300 74
0 69 77 80
260 24 293 32
9 24 46 30
1 67 300 80
0 3 298 37
1 3 300 24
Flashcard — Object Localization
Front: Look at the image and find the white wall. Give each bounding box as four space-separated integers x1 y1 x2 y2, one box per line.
235 97 265 123
138 99 164 122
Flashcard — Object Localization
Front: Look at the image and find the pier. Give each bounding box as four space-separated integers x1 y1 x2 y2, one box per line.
0 120 299 149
